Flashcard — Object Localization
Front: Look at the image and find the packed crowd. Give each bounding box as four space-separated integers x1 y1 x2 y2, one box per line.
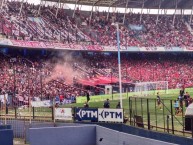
0 52 87 106
75 53 193 89
0 51 193 105
0 1 193 47
1 1 91 43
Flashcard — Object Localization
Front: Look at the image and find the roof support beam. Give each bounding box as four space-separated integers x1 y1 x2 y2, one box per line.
89 3 95 26
94 0 103 6
106 5 110 20
55 0 61 18
181 9 184 17
19 0 24 16
147 8 150 14
189 5 193 24
61 2 65 9
140 0 145 23
123 0 130 24
79 4 82 10
38 0 43 15
72 0 78 18
1 0 5 9
156 0 162 25
172 0 178 26
110 0 119 7
88 1 103 25
107 1 118 20
164 9 167 15
129 8 133 13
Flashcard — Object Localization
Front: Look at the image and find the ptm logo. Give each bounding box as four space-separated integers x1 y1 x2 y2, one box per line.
99 110 123 119
76 109 98 119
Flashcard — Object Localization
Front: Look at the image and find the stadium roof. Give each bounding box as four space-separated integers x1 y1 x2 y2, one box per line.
43 0 193 9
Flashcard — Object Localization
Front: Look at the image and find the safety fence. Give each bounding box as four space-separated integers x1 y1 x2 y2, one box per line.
0 96 192 141
128 97 192 137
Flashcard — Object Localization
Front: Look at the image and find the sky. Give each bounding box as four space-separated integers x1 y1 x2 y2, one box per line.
28 0 40 5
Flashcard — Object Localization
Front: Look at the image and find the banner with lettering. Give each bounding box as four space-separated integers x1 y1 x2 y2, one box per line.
98 108 123 123
31 100 52 107
75 108 124 123
55 108 72 120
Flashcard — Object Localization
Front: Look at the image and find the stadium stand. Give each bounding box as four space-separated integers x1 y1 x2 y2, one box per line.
0 1 193 47
1 0 193 144
0 1 193 105
1 50 193 105
0 51 87 105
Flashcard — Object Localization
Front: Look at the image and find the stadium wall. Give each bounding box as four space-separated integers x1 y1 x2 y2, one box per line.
25 122 55 143
0 125 12 129
0 119 25 138
96 126 176 145
28 125 176 145
29 126 96 145
4 120 192 145
80 122 193 145
0 125 13 145
25 122 90 143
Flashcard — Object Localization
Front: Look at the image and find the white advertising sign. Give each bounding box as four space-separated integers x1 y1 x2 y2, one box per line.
98 108 124 123
31 100 52 107
55 108 72 120
62 99 72 104
140 47 165 52
0 94 8 104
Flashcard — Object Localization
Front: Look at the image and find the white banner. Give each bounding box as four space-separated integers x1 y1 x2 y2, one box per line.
0 94 8 104
31 100 52 107
55 108 72 120
140 47 165 52
62 99 72 104
98 108 124 123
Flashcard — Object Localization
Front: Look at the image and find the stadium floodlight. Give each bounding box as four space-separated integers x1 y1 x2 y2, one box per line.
111 22 123 108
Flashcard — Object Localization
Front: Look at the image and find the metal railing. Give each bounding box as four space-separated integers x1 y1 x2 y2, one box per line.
0 96 192 141
128 97 192 137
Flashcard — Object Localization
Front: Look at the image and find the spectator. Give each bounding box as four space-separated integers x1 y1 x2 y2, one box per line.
156 92 162 110
180 88 185 98
116 102 121 109
83 101 89 108
184 92 190 107
174 100 179 115
1 1 193 47
86 91 90 103
103 99 110 108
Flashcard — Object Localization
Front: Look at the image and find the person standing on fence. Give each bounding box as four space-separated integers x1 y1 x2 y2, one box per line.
156 92 162 110
104 99 110 108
